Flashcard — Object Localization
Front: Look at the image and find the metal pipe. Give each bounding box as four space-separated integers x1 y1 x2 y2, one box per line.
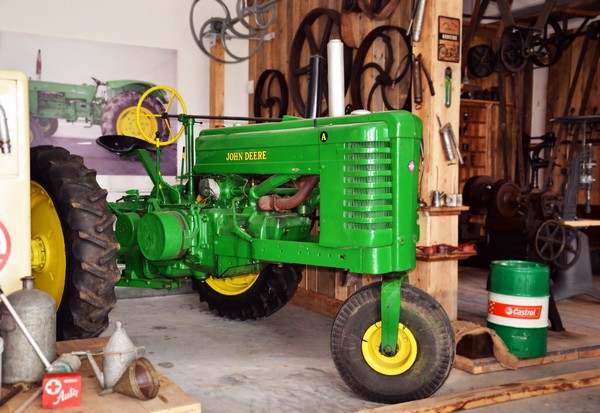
0 104 10 154
258 176 319 212
305 55 325 118
327 39 345 117
412 0 428 42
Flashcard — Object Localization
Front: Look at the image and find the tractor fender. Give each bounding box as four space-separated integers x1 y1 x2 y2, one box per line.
105 80 167 103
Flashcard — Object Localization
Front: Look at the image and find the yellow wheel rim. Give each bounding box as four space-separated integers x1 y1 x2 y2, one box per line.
118 105 156 140
205 273 259 296
30 181 66 308
136 85 187 147
362 321 418 376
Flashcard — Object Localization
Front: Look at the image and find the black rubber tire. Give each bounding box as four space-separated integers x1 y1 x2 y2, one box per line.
37 118 59 138
30 146 120 340
100 91 167 141
331 282 455 404
195 264 302 320
30 117 43 144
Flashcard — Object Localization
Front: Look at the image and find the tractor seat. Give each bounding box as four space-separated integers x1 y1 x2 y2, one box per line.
96 135 157 155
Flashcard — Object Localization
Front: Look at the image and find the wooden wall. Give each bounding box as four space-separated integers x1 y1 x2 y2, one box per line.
247 0 414 304
546 29 600 207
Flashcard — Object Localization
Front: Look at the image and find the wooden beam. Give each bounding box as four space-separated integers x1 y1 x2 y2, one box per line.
357 369 600 413
209 36 225 128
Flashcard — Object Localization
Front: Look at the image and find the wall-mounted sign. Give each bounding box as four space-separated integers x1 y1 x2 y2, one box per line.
438 16 460 63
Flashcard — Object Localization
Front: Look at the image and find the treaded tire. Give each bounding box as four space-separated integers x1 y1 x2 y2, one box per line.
331 282 455 404
195 264 302 320
100 91 167 140
30 146 120 340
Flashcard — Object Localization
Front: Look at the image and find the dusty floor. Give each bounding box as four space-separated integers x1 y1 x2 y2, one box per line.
102 281 600 413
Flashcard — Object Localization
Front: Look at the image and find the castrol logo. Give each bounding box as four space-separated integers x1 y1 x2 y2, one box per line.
488 300 542 320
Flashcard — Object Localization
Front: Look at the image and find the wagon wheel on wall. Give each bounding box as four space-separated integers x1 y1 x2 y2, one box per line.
357 0 400 20
253 69 289 120
349 25 411 112
289 8 353 117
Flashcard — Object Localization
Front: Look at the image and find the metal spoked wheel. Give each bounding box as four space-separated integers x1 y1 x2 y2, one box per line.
253 69 288 120
534 220 581 269
500 29 529 73
530 18 563 67
289 8 353 116
349 25 411 112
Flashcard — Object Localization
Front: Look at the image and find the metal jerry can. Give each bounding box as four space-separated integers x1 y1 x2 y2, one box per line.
0 276 56 383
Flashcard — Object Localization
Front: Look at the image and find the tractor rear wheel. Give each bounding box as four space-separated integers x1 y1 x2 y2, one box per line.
37 118 59 138
101 91 167 141
30 146 120 340
195 264 302 320
331 282 455 403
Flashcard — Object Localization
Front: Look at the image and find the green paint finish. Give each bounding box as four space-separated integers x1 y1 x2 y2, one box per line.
487 323 547 358
380 276 402 356
111 110 422 286
488 260 550 297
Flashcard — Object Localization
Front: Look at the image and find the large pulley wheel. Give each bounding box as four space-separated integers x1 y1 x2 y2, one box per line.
500 29 529 73
136 85 187 147
289 8 353 116
467 44 497 78
535 220 581 269
530 19 563 67
331 282 455 403
349 25 411 112
492 179 520 218
30 146 120 340
194 264 302 320
253 69 289 120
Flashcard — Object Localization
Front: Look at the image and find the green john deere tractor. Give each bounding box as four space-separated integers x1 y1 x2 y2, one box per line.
32 85 455 404
28 77 168 142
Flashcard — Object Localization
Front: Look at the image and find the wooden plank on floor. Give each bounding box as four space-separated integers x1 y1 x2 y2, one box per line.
357 369 600 413
6 338 202 413
455 344 600 374
290 286 343 319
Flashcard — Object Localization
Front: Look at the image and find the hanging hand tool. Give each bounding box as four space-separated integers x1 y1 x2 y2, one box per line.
411 0 428 43
420 55 435 97
412 55 423 108
444 67 452 108
437 115 464 165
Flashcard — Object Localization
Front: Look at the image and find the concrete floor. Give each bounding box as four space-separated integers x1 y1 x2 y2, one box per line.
101 288 600 413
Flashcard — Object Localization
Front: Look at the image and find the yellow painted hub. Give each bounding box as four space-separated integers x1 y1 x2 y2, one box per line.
117 105 156 140
362 321 418 376
30 181 66 308
205 273 259 296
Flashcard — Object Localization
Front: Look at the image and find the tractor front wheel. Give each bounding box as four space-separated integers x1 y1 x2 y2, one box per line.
331 282 455 404
195 264 302 320
30 146 120 340
37 118 59 138
101 91 167 141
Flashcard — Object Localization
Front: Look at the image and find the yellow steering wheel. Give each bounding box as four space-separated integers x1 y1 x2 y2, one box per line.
136 85 187 146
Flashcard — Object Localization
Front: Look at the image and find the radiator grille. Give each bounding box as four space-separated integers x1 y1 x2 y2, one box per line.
342 140 393 230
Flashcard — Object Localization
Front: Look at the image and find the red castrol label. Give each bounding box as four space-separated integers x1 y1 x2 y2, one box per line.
487 292 549 328
42 372 82 408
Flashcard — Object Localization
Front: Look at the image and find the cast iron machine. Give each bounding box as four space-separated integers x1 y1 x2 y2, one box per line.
96 86 455 404
461 116 600 304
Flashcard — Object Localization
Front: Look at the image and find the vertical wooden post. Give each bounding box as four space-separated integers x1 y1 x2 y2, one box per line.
209 36 225 128
411 0 463 320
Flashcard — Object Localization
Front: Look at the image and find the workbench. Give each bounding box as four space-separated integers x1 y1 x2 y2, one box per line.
2 337 201 413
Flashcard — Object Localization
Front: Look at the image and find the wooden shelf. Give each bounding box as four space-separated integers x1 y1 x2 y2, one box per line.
417 250 477 261
420 206 470 216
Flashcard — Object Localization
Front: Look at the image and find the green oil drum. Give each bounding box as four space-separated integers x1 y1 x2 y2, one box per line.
487 260 550 358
